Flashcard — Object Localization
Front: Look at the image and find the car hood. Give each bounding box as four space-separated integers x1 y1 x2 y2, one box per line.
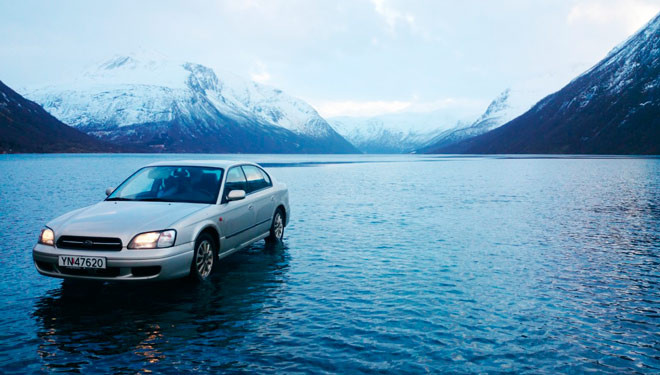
48 201 209 245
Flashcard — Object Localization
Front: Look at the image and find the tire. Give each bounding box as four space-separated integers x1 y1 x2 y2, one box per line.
189 233 216 282
266 209 285 243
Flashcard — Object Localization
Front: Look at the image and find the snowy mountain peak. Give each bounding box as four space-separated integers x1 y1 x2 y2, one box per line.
482 88 510 116
99 55 135 70
25 54 358 153
418 86 547 152
183 63 220 92
29 54 337 137
470 87 533 127
96 50 170 71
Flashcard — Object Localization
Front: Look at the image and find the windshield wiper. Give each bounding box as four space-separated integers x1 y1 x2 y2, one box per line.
106 197 134 201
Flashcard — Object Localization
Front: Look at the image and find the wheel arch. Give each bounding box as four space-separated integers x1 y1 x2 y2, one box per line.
197 225 220 253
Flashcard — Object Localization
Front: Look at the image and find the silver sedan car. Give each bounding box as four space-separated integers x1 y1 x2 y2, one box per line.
33 160 290 282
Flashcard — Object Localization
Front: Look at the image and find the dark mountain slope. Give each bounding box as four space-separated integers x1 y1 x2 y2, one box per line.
0 81 114 153
431 13 660 155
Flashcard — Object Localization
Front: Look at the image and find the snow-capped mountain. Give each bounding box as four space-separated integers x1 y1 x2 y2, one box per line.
0 80 114 153
330 86 545 154
431 12 660 154
420 88 540 152
26 53 358 153
329 110 474 153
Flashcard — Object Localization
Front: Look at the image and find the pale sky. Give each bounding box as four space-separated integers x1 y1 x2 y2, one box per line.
1 0 658 118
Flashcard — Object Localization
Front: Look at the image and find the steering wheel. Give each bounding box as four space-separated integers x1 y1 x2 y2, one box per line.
171 168 190 179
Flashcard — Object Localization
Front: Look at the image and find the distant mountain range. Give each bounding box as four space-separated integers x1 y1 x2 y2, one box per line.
329 111 472 153
26 53 358 153
330 85 553 154
5 12 659 155
0 81 114 153
429 13 660 154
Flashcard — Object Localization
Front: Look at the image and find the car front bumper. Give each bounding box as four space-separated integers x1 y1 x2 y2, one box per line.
33 242 195 281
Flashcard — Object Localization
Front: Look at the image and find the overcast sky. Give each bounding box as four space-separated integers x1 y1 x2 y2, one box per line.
1 0 659 118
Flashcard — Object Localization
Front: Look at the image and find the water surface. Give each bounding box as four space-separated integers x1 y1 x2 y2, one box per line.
0 154 658 374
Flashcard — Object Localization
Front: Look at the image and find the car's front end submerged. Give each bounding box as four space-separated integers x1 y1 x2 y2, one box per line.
32 201 208 281
33 237 194 281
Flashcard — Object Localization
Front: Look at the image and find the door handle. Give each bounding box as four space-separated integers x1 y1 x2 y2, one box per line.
270 196 275 201
248 204 254 210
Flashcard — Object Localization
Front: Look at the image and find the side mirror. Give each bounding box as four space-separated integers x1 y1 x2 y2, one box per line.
105 187 115 196
227 189 246 201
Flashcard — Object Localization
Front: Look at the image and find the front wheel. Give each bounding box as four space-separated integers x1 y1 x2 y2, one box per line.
189 233 216 282
266 209 285 243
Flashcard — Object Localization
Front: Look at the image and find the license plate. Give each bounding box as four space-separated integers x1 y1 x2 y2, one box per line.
58 255 106 269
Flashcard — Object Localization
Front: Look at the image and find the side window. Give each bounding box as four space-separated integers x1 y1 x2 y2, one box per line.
242 165 270 193
224 167 247 200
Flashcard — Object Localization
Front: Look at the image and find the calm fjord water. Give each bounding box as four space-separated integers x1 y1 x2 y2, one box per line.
0 154 658 374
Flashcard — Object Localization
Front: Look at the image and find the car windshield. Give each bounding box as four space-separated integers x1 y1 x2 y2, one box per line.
107 166 224 204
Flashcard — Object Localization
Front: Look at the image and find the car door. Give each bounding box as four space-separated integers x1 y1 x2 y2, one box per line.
241 165 275 236
219 166 256 251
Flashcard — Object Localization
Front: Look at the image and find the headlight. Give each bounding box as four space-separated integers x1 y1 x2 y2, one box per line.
39 228 55 246
128 230 176 249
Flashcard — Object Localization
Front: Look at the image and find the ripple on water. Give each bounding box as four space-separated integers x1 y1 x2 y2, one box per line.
0 154 658 374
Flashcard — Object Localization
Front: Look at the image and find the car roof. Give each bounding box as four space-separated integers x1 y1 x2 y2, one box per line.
144 160 258 169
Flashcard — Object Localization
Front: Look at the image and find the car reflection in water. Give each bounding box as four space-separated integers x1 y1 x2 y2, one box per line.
32 241 289 373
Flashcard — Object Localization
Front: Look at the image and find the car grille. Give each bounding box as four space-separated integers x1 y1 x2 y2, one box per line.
56 236 123 251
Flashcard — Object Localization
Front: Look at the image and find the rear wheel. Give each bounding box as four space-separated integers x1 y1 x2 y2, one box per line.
266 209 285 243
189 233 216 282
